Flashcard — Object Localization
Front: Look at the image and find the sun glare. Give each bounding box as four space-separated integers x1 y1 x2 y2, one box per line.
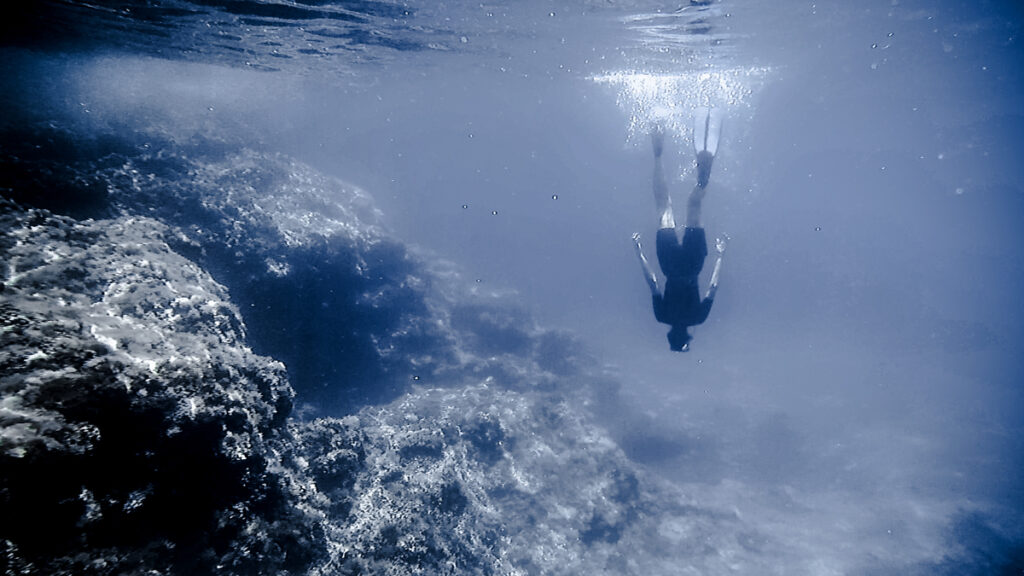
592 67 771 141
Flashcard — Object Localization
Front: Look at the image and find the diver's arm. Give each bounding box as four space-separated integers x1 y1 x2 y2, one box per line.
697 259 720 324
698 294 714 324
705 256 721 300
704 234 727 300
633 232 659 296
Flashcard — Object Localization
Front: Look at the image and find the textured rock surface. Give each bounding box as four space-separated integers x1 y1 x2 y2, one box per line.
2 123 608 414
298 384 754 576
0 199 315 574
0 126 769 575
103 144 454 411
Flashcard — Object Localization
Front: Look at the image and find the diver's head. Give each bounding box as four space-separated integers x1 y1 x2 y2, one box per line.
667 325 692 352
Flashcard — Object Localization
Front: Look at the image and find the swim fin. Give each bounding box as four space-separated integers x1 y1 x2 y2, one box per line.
693 107 722 188
693 106 722 157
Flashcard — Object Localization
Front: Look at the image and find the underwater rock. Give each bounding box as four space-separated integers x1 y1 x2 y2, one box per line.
101 145 451 410
1 129 769 575
95 142 584 411
0 122 457 410
0 199 316 575
0 123 598 411
295 383 755 576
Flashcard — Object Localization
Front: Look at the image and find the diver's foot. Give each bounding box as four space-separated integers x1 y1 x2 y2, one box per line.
695 150 714 188
651 129 664 158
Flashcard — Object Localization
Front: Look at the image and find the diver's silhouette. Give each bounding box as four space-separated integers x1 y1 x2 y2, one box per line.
632 109 727 352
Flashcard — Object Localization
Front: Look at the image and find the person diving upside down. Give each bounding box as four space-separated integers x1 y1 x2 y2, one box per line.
632 109 727 352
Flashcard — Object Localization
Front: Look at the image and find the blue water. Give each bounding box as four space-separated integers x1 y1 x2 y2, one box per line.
3 0 1023 573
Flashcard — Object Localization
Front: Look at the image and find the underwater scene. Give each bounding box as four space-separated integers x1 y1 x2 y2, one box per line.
1 0 1022 574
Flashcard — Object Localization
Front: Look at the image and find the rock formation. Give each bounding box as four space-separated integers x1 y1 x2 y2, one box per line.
1 125 758 575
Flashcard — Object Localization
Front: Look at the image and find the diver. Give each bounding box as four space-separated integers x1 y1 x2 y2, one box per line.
632 108 727 352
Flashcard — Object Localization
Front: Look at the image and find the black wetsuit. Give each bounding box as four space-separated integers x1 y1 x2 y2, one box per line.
653 227 713 327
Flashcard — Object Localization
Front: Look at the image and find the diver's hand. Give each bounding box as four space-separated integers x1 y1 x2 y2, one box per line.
715 233 729 255
632 232 644 252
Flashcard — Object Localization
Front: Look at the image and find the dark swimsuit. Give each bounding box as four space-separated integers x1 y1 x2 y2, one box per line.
652 227 713 327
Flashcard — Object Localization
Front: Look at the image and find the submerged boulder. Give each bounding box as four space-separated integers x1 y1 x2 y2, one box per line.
0 199 315 575
299 383 754 576
103 145 454 411
1 123 599 413
1 127 769 575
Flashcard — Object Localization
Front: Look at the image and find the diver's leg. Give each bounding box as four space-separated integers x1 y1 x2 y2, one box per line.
685 183 706 229
690 114 716 225
695 150 714 189
652 129 675 229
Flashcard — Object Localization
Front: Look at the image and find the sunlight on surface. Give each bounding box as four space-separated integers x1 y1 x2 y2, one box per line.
591 67 771 141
